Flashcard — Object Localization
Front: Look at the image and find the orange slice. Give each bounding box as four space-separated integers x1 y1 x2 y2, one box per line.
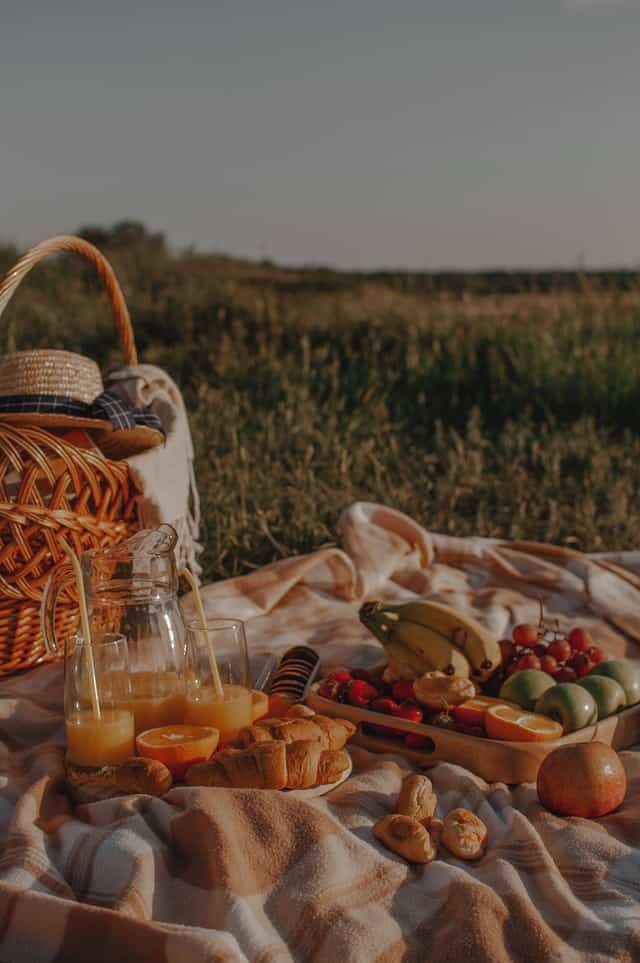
136 725 219 779
268 692 294 717
454 696 516 728
251 690 270 721
485 705 563 742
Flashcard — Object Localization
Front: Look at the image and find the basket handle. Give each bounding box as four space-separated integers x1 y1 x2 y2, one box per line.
0 234 138 365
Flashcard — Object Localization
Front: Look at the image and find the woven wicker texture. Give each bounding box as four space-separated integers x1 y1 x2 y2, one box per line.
0 236 141 675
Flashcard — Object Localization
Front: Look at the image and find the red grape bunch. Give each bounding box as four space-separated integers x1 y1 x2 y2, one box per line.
500 618 604 684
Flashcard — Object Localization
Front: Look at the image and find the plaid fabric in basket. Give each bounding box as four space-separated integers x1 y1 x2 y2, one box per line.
0 390 164 432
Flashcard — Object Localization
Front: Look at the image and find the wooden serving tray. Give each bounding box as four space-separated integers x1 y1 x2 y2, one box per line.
307 684 640 784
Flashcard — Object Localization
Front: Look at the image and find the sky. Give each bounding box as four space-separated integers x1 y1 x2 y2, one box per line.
1 0 639 269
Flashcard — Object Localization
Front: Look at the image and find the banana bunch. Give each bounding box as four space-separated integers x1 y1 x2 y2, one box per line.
359 599 501 683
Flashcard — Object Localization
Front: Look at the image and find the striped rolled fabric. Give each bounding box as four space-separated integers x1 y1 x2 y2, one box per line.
268 645 321 702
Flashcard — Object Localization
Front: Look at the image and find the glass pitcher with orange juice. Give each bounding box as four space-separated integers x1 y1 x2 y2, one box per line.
42 525 186 735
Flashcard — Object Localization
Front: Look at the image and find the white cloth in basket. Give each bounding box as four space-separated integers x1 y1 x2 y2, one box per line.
105 363 203 576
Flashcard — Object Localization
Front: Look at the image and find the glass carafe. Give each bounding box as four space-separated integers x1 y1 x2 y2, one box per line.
42 524 187 734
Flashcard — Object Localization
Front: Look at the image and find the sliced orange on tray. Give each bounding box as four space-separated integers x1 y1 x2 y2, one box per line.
136 725 220 779
454 696 516 728
484 705 563 742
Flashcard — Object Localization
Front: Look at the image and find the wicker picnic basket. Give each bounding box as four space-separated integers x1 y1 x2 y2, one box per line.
0 235 141 675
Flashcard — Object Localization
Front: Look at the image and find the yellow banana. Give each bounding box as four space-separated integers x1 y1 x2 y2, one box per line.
382 641 434 680
383 599 501 682
391 619 471 678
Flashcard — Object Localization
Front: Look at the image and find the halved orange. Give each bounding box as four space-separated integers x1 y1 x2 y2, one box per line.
268 692 294 717
251 690 270 721
454 696 516 729
136 725 219 779
485 704 563 742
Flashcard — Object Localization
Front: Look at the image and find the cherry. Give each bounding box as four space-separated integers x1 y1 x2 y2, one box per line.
547 638 572 663
577 660 594 677
554 666 577 683
513 624 539 648
588 646 606 665
327 670 352 684
431 711 456 729
533 643 548 658
568 627 593 653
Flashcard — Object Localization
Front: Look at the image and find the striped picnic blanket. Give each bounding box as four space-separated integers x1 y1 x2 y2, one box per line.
1 502 640 962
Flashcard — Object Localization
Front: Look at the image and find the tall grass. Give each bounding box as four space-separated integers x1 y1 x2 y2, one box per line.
2 224 640 580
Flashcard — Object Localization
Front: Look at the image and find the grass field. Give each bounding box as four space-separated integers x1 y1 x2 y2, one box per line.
2 223 640 582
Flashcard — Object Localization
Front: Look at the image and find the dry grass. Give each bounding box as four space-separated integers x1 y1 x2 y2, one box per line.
3 224 640 580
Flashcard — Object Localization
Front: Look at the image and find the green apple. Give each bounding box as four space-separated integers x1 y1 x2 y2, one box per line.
577 675 626 720
534 683 598 734
588 660 640 707
499 669 555 711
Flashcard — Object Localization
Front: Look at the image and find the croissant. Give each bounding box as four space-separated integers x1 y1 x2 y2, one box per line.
185 738 350 790
65 756 173 802
239 714 356 751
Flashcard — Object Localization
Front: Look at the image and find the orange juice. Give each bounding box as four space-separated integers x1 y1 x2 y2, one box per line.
184 684 252 742
130 671 185 735
66 708 135 766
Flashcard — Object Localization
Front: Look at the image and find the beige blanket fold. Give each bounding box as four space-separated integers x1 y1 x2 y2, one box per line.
1 501 640 962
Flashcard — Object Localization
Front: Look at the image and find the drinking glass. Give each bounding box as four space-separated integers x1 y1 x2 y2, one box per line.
64 633 135 767
184 619 252 743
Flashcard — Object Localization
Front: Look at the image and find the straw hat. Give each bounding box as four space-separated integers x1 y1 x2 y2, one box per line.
0 349 164 458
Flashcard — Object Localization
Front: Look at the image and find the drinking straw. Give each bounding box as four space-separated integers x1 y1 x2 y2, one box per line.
178 567 224 698
59 538 101 720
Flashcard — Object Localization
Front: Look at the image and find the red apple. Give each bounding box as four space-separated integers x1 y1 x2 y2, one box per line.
537 742 627 818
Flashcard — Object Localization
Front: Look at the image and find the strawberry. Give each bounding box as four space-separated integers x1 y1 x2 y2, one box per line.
391 680 416 702
318 681 340 700
347 679 378 708
396 701 423 725
370 696 401 716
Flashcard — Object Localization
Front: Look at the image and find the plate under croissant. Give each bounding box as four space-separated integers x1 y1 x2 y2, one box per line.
285 753 353 798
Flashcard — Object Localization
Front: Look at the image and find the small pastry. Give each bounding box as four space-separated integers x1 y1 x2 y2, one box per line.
413 673 475 711
373 814 437 864
65 756 172 799
396 773 437 823
441 808 487 861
